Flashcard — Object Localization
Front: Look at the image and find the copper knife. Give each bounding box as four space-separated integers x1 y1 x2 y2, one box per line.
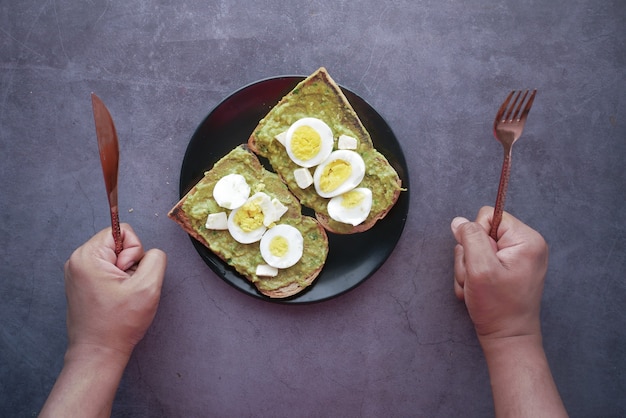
91 93 123 255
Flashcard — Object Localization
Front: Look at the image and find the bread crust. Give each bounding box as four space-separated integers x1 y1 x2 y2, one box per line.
168 145 328 298
247 67 402 234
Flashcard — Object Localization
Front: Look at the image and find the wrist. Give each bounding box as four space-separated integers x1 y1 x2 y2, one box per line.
478 332 551 394
64 342 132 373
40 343 133 417
474 312 542 350
479 332 544 359
477 332 568 417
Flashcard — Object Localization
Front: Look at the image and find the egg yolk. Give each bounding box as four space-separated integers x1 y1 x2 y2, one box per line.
291 125 321 161
234 199 264 232
319 159 352 193
269 235 289 257
341 190 365 208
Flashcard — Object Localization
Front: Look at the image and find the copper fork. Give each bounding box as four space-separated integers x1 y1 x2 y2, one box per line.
489 89 537 240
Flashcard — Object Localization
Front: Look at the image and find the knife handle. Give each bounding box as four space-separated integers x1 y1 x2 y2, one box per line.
110 208 123 255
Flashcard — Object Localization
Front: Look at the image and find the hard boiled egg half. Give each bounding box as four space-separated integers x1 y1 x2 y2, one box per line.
284 117 334 168
327 187 372 226
313 150 365 198
259 224 304 269
227 192 287 244
212 173 250 210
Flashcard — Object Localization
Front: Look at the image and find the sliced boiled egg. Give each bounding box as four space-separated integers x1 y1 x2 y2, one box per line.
284 117 334 168
327 187 372 226
213 173 250 209
227 193 270 243
227 192 289 243
259 224 304 269
313 150 365 198
264 198 288 227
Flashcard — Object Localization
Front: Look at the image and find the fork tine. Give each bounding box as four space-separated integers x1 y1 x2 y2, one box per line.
504 90 523 121
518 89 537 122
495 90 515 123
510 90 529 121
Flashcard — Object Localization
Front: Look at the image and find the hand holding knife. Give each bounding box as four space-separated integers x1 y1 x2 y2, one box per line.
91 93 123 255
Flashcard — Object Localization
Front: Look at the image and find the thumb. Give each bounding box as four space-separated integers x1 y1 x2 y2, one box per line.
131 248 167 288
450 216 470 242
452 219 500 276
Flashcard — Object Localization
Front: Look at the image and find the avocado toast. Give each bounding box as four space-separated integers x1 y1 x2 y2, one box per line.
248 67 402 234
168 145 329 298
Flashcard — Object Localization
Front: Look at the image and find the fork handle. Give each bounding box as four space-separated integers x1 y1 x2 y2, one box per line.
490 150 512 240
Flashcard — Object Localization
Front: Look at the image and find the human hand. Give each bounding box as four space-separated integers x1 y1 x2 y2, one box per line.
64 223 167 358
450 206 548 343
39 225 167 417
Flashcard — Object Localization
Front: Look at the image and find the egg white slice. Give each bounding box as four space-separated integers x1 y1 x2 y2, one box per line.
227 193 272 244
313 150 366 198
274 131 287 146
259 224 304 269
327 187 373 226
284 117 334 168
263 198 288 227
205 212 228 230
293 167 313 189
337 134 358 150
213 173 250 210
256 264 278 277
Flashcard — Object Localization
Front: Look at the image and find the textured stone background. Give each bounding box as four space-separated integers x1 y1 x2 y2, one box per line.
1 0 624 416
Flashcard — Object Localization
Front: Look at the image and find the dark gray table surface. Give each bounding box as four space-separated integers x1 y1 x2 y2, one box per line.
1 1 624 416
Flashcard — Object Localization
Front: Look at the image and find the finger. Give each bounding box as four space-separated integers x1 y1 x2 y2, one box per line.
475 206 494 233
75 227 125 270
89 226 121 254
498 217 549 269
474 207 499 252
67 230 118 280
454 279 464 301
116 224 145 271
453 244 466 300
454 221 500 277
451 217 470 300
477 208 527 251
450 217 470 243
120 223 141 248
130 249 167 288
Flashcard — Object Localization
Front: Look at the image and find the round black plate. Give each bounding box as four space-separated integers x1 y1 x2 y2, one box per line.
179 76 410 304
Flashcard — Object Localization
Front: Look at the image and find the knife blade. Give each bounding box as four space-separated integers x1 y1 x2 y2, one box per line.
91 93 123 255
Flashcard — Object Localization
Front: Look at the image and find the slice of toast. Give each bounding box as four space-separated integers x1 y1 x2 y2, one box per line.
248 67 402 234
168 145 329 298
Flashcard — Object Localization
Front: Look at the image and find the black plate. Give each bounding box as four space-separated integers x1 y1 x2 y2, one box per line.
179 76 410 304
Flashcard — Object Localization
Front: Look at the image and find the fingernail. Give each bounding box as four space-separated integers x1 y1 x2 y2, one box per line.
451 216 469 231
